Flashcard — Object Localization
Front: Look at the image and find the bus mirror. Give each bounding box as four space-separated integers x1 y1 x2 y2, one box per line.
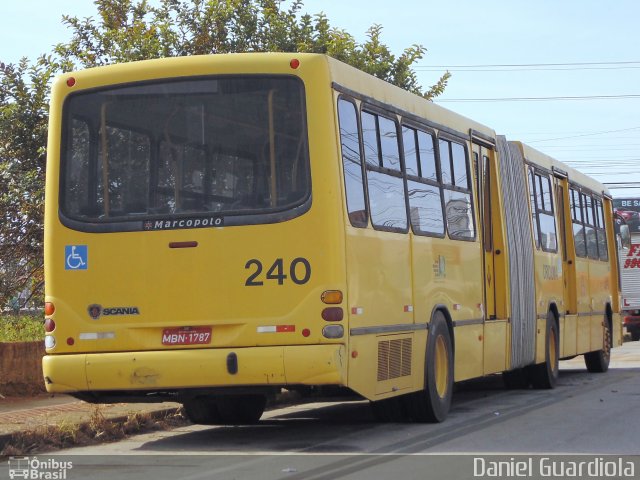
620 224 631 249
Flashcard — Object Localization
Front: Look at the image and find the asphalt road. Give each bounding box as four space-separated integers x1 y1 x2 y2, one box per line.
9 342 640 480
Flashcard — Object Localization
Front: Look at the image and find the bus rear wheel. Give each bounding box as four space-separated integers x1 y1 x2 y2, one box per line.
584 318 611 373
184 394 266 425
529 312 559 389
216 395 266 424
403 312 453 422
183 397 222 425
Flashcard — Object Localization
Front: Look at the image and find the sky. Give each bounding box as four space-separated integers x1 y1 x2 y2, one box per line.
2 0 640 198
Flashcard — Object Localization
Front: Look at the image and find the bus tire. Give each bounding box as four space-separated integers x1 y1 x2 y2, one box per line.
631 331 640 342
216 395 266 425
584 318 611 373
529 312 559 389
404 312 453 423
183 397 222 425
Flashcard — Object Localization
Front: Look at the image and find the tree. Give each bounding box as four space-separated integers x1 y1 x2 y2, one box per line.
0 57 58 309
0 0 449 309
56 0 449 98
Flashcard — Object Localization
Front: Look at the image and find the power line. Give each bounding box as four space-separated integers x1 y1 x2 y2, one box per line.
523 126 640 143
417 61 640 68
435 94 640 103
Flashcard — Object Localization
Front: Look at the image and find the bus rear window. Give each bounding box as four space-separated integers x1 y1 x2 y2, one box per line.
60 76 310 230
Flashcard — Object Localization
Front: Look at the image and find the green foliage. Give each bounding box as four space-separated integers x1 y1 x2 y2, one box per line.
0 314 44 342
55 0 449 99
0 58 59 309
0 0 449 309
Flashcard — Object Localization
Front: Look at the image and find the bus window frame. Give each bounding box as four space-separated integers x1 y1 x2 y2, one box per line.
58 74 313 233
359 104 409 234
337 95 369 228
437 133 477 242
400 120 446 239
529 167 558 254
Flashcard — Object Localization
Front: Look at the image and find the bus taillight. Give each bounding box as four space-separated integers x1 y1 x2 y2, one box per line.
44 318 56 333
322 307 343 322
44 302 55 316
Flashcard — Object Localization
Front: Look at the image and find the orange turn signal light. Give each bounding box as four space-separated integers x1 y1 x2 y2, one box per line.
44 302 55 316
321 290 343 304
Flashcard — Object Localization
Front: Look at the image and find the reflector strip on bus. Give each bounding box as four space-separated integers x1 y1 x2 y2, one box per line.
351 307 364 315
404 305 414 312
257 325 295 333
79 332 115 340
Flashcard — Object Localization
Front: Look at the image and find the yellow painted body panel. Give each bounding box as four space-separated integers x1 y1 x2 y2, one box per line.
43 344 345 393
453 325 484 381
483 320 508 374
562 314 578 357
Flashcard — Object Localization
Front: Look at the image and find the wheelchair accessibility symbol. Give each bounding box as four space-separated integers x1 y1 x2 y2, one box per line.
65 245 88 270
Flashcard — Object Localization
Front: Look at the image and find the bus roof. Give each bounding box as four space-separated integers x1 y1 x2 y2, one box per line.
324 55 496 140
512 141 610 197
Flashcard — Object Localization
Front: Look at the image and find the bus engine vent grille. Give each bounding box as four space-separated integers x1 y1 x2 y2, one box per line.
377 338 412 381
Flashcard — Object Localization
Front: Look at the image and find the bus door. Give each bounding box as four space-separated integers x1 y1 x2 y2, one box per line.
553 172 575 313
473 142 496 320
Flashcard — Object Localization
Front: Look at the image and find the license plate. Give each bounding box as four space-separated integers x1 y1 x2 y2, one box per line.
162 327 212 346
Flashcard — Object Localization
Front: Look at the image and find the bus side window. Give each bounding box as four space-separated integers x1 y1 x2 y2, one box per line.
583 193 598 260
535 172 557 252
527 168 540 249
337 98 368 227
404 127 444 236
362 109 407 232
440 139 475 240
570 187 587 258
595 198 608 261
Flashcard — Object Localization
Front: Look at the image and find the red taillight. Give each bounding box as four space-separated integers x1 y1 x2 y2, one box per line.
44 318 56 333
67 337 75 346
44 302 55 316
302 328 311 337
290 58 300 69
322 307 344 322
66 77 76 87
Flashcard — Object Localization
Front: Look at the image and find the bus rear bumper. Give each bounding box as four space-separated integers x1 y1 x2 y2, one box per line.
42 344 346 394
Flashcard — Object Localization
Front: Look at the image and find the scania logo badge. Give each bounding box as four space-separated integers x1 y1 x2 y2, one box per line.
88 304 102 320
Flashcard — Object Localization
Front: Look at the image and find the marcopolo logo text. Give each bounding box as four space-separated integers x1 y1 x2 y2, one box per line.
143 216 224 231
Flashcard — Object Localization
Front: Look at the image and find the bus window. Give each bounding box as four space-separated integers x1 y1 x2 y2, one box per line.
451 142 468 187
440 139 474 240
570 187 587 258
338 98 368 227
361 111 380 167
378 115 401 170
362 110 407 231
60 76 310 229
439 139 452 185
535 172 557 252
405 128 444 236
595 198 608 261
402 126 419 177
583 193 598 259
417 131 437 181
527 168 540 249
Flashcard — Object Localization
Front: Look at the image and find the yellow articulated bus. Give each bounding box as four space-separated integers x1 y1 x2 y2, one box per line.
42 53 622 424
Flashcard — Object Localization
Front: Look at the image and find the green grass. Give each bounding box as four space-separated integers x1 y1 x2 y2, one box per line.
0 313 44 342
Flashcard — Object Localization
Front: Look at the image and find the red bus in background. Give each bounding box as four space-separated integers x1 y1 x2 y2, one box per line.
614 198 640 340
